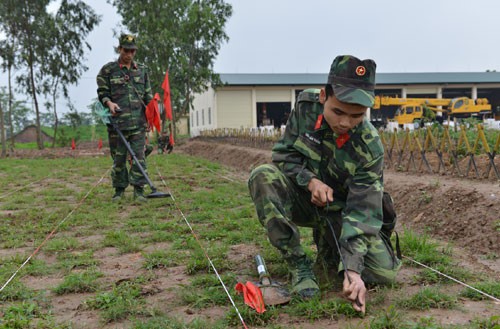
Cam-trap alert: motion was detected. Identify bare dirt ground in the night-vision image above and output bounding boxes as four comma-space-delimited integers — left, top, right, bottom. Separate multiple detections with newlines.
2, 138, 500, 328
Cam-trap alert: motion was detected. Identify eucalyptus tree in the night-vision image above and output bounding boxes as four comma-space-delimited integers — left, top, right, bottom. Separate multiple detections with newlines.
108, 0, 232, 118
0, 0, 99, 149
43, 0, 100, 147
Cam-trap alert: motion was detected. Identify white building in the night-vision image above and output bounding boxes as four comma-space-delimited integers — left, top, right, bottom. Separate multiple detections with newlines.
190, 72, 500, 136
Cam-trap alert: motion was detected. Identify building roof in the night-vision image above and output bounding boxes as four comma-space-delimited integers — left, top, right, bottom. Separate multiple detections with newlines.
219, 72, 500, 86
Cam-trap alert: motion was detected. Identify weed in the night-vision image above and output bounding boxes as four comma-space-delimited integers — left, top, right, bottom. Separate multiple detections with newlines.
142, 249, 183, 270
85, 279, 146, 323
459, 281, 500, 301
0, 301, 40, 328
366, 305, 403, 329
397, 287, 457, 310
53, 269, 103, 294
285, 296, 359, 320
44, 237, 80, 253
419, 190, 433, 203
400, 228, 452, 267
102, 230, 141, 254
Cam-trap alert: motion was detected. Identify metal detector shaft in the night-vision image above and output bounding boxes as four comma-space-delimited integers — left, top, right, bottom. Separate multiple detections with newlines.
111, 122, 158, 193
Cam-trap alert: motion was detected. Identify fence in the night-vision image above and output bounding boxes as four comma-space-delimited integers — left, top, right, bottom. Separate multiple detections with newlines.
198, 124, 500, 181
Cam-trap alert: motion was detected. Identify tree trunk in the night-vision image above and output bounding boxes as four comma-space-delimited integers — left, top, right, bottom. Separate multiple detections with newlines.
28, 51, 43, 150
8, 65, 15, 152
51, 79, 59, 148
0, 101, 6, 158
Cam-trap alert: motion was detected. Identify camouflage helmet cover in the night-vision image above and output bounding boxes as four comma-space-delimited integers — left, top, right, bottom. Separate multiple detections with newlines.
119, 34, 137, 50
327, 55, 376, 107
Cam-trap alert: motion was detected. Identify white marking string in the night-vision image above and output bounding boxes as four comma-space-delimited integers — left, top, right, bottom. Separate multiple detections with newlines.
0, 173, 53, 200
153, 157, 249, 329
0, 169, 110, 293
402, 255, 500, 303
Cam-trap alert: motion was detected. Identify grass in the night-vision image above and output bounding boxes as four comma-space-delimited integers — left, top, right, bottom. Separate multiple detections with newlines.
0, 152, 498, 328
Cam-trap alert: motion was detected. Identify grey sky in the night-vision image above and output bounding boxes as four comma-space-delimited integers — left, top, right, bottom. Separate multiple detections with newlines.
6, 0, 500, 113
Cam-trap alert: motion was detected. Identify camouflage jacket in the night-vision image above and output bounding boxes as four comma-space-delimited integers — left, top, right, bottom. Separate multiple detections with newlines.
272, 88, 384, 272
96, 60, 153, 131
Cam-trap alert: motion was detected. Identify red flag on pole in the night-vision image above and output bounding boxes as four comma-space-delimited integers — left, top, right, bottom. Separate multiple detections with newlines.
161, 70, 175, 146
98, 138, 103, 150
161, 71, 173, 121
145, 93, 162, 133
71, 138, 76, 150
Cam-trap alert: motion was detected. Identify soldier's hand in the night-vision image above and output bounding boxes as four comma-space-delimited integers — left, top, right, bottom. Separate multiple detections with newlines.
307, 178, 333, 207
107, 101, 121, 115
342, 270, 366, 314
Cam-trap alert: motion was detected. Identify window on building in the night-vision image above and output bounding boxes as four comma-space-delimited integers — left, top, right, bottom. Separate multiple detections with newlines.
196, 111, 199, 126
208, 107, 211, 124
202, 109, 205, 125
191, 112, 194, 127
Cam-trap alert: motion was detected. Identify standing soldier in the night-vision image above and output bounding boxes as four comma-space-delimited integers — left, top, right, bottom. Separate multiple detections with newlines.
248, 55, 401, 313
96, 34, 153, 202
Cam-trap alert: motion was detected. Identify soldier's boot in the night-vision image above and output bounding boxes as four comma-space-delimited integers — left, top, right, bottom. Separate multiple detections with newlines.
285, 254, 320, 299
112, 188, 125, 202
133, 186, 147, 203
145, 144, 153, 158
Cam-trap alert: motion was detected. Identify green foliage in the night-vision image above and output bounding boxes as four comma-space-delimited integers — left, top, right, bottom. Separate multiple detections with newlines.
85, 279, 147, 323
397, 287, 457, 310
285, 297, 359, 320
400, 228, 453, 267
459, 281, 500, 301
53, 269, 103, 294
110, 0, 232, 114
0, 301, 40, 329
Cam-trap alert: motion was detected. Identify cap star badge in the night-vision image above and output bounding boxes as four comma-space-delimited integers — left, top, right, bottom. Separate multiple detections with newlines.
355, 66, 366, 76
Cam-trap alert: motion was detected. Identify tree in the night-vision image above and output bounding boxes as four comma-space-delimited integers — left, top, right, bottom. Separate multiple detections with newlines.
0, 0, 100, 150
108, 0, 232, 118
42, 0, 100, 147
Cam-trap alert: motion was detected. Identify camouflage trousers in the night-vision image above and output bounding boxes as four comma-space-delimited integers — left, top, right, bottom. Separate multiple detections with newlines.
108, 128, 148, 189
248, 164, 401, 285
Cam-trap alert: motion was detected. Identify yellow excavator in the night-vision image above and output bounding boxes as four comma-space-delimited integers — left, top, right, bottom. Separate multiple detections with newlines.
372, 96, 492, 125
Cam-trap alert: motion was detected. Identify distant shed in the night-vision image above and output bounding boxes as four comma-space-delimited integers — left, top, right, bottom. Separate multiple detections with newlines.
13, 125, 54, 143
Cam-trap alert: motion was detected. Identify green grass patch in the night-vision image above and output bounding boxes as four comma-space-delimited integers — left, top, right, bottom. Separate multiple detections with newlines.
53, 269, 103, 294
397, 287, 457, 310
459, 280, 500, 301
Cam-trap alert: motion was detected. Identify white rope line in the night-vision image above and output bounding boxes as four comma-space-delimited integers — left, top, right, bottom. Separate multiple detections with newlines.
402, 255, 500, 303
0, 174, 53, 200
153, 157, 249, 329
0, 169, 110, 293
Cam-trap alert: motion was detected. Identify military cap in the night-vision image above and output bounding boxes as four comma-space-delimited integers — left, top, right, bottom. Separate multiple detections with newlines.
119, 34, 137, 50
327, 55, 376, 107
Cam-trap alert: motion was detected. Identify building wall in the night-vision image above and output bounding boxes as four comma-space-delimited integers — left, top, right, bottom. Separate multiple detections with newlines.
216, 89, 253, 129
191, 87, 216, 136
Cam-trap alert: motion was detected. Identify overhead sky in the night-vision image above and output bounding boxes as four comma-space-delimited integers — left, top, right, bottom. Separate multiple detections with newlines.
5, 0, 500, 114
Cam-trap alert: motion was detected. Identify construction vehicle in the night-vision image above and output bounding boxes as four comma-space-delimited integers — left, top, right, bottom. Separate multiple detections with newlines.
372, 96, 492, 125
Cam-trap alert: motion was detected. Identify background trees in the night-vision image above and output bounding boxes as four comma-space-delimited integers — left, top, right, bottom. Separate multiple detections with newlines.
109, 0, 232, 115
0, 0, 100, 151
0, 0, 232, 155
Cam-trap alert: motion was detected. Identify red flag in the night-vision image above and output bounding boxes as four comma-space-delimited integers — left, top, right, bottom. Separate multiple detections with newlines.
161, 70, 175, 146
145, 93, 161, 133
71, 138, 76, 150
97, 138, 103, 150
235, 281, 266, 313
161, 71, 173, 121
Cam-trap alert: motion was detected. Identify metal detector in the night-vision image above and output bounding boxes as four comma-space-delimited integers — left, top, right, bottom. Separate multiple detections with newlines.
110, 117, 170, 199
93, 101, 170, 199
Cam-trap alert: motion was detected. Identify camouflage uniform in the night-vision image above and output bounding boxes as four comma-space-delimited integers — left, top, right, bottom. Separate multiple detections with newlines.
96, 35, 153, 193
248, 56, 401, 288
